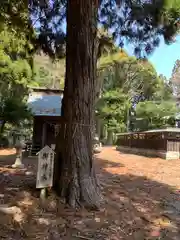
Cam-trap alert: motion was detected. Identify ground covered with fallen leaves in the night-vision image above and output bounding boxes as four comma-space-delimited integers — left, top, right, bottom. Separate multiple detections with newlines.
0, 147, 180, 240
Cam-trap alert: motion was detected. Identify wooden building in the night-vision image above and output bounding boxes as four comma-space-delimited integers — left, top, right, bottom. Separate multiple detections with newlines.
116, 128, 180, 160
28, 87, 63, 154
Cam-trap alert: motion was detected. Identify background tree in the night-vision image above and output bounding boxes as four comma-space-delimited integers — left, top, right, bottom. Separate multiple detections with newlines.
154, 75, 173, 100
33, 53, 65, 89
0, 27, 33, 139
171, 59, 180, 96
135, 100, 178, 131
96, 88, 128, 144
98, 54, 158, 100
97, 54, 177, 133
0, 96, 31, 135
134, 78, 177, 131
97, 53, 159, 131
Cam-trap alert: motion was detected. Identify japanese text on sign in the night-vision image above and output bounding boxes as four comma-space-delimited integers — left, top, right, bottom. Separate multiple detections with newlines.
36, 146, 55, 189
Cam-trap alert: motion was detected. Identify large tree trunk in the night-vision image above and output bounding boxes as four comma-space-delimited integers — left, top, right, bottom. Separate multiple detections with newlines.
54, 0, 102, 209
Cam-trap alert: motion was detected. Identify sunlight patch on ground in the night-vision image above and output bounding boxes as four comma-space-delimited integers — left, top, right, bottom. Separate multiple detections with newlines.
0, 149, 16, 156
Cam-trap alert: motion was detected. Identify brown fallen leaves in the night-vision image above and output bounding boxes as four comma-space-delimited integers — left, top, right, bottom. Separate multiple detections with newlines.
0, 147, 179, 239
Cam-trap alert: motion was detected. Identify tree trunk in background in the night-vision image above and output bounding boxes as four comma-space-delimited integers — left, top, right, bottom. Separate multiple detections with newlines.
0, 121, 6, 135
106, 130, 113, 145
54, 0, 102, 209
95, 117, 101, 139
126, 108, 130, 132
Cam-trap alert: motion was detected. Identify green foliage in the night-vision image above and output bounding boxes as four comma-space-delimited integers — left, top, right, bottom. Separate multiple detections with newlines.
0, 1, 30, 33
171, 59, 180, 95
97, 53, 159, 131
98, 50, 130, 69
96, 89, 128, 132
134, 79, 177, 131
0, 87, 32, 135
33, 53, 65, 89
0, 97, 31, 124
1, 0, 179, 59
97, 28, 119, 58
98, 54, 158, 102
1, 0, 179, 92
0, 27, 33, 134
154, 75, 173, 101
97, 52, 177, 132
100, 0, 180, 56
0, 27, 33, 85
135, 100, 178, 130
1, 0, 180, 135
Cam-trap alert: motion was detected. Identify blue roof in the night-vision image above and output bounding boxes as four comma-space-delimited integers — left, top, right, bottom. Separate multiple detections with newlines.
27, 93, 62, 116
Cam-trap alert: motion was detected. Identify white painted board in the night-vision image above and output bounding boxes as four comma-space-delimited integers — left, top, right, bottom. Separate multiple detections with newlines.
36, 145, 55, 189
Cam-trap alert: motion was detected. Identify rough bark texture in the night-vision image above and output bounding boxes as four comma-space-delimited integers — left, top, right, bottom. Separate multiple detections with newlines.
54, 0, 102, 209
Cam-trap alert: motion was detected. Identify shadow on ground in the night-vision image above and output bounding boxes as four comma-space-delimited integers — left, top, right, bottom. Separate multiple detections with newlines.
96, 157, 180, 239
0, 153, 16, 166
0, 151, 179, 240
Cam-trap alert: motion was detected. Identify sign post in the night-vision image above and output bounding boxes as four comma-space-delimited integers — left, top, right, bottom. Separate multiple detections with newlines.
36, 145, 55, 201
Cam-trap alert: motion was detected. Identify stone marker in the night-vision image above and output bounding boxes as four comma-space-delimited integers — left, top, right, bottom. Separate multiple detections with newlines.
12, 137, 25, 169
93, 134, 102, 153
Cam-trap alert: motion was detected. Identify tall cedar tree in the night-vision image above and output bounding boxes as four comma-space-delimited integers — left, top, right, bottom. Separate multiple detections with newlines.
171, 60, 180, 95
1, 0, 179, 208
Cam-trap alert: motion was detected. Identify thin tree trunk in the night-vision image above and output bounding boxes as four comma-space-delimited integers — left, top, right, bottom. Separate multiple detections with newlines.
54, 0, 102, 209
126, 107, 130, 132
106, 130, 113, 145
0, 120, 6, 135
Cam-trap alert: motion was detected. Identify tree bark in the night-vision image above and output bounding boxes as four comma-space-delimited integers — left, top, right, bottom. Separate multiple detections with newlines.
54, 0, 102, 209
0, 120, 6, 135
106, 130, 113, 145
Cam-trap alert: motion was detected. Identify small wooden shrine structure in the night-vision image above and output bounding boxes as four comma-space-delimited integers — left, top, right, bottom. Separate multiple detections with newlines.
116, 128, 180, 160
28, 87, 63, 154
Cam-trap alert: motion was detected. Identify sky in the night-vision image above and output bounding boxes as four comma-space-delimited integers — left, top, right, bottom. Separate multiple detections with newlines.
148, 36, 180, 79
62, 21, 180, 80
126, 36, 180, 80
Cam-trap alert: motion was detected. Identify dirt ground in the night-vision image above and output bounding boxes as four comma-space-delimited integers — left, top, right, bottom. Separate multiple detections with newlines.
0, 147, 180, 240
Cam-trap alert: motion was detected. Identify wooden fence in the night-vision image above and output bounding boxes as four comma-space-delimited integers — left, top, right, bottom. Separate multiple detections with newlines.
116, 129, 180, 159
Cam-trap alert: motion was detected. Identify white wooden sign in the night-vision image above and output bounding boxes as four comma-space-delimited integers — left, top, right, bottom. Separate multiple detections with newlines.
36, 145, 55, 189
51, 144, 56, 150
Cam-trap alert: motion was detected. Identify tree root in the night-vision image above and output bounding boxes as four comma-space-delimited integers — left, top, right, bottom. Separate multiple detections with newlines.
72, 234, 93, 240
0, 205, 24, 223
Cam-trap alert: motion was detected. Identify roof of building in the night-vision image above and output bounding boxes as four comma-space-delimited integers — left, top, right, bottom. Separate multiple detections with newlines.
144, 128, 180, 133
28, 86, 64, 94
116, 127, 180, 135
27, 87, 63, 116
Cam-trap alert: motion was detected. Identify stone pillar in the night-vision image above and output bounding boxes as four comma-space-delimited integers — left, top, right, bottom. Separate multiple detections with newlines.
96, 118, 101, 139
100, 124, 107, 144
12, 145, 24, 169
93, 134, 102, 154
